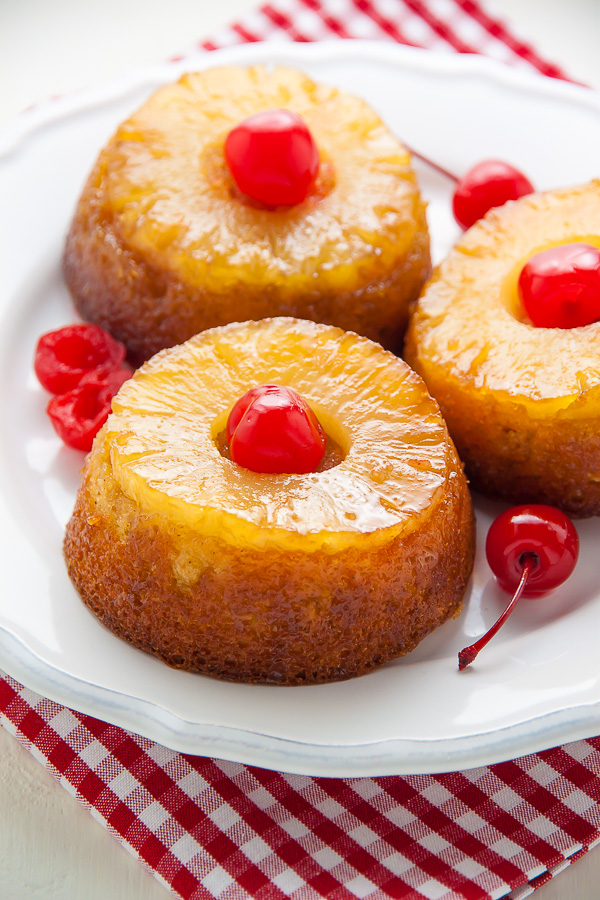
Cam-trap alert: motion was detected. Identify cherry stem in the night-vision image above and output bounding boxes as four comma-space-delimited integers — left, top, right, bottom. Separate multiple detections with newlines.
403, 143, 459, 184
458, 554, 538, 670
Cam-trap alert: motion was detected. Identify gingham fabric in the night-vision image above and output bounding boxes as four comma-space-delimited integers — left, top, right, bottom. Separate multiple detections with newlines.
1, 2, 596, 899
200, 0, 570, 79
2, 675, 600, 900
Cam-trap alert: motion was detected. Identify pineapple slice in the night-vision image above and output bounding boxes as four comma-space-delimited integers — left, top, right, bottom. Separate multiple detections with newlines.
63, 65, 430, 364
405, 180, 600, 517
64, 318, 474, 684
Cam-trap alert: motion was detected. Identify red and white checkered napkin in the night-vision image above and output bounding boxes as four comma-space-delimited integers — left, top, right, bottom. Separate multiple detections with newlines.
2, 675, 600, 900
200, 0, 569, 79
1, 2, 594, 899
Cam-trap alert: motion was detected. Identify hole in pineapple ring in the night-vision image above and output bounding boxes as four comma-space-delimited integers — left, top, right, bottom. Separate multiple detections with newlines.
501, 234, 600, 324
211, 397, 349, 474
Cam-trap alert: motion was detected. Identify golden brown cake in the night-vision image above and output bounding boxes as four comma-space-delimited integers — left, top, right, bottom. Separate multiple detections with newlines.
63, 65, 430, 365
64, 318, 474, 684
404, 180, 600, 517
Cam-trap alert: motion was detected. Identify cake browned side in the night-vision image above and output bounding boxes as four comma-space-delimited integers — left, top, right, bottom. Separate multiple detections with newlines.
64, 447, 473, 684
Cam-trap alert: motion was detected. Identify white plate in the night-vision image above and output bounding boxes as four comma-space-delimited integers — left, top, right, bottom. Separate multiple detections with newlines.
1, 41, 599, 777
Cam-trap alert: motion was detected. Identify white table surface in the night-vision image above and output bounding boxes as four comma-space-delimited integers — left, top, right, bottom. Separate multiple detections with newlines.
1, 1, 599, 898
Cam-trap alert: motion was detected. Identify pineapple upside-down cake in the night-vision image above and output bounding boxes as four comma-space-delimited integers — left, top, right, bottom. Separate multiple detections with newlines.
64, 318, 475, 684
63, 65, 431, 365
405, 180, 600, 517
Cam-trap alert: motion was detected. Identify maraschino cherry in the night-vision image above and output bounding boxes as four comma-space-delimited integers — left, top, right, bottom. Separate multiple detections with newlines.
34, 323, 126, 394
46, 367, 132, 452
224, 109, 319, 207
518, 242, 600, 328
226, 384, 326, 474
458, 505, 579, 670
452, 160, 534, 230
406, 146, 533, 230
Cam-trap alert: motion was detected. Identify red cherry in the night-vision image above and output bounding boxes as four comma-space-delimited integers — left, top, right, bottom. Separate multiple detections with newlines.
224, 109, 319, 207
486, 505, 579, 596
227, 384, 326, 474
34, 323, 126, 394
459, 505, 579, 669
518, 243, 600, 328
46, 367, 131, 452
226, 384, 265, 444
452, 160, 534, 230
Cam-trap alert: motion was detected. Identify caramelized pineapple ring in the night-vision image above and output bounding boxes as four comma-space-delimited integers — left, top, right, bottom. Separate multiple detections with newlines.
405, 180, 600, 516
63, 65, 430, 363
108, 320, 453, 545
65, 318, 474, 684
